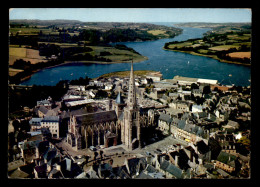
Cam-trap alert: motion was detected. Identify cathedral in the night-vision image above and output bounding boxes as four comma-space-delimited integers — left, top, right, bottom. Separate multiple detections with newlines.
66, 61, 144, 151
116, 61, 141, 150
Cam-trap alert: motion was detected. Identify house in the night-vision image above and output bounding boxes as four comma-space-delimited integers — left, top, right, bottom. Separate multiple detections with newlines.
48, 158, 83, 179
29, 118, 42, 131
169, 92, 179, 100
112, 165, 131, 179
136, 164, 164, 179
222, 120, 240, 130
158, 112, 172, 135
192, 105, 205, 113
37, 106, 49, 118
215, 151, 238, 174
197, 78, 218, 85
178, 90, 191, 100
169, 100, 190, 112
34, 163, 47, 178
104, 83, 113, 90
9, 167, 31, 178
124, 157, 147, 177
215, 109, 229, 122
192, 89, 203, 97
89, 90, 98, 98
41, 116, 60, 138
18, 139, 42, 164
37, 99, 52, 109
173, 75, 198, 86
97, 163, 113, 179
146, 72, 163, 82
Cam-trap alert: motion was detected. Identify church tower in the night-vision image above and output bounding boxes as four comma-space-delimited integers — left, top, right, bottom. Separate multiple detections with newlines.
122, 61, 141, 150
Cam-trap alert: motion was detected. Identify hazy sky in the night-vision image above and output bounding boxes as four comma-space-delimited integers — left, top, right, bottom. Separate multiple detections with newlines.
9, 8, 251, 23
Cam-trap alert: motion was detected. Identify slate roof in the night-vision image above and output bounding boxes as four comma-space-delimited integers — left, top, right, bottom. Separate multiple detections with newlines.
29, 118, 42, 125
160, 160, 170, 171
19, 140, 41, 150
136, 171, 154, 179
75, 110, 117, 125
112, 165, 131, 179
160, 160, 183, 179
38, 106, 49, 114
42, 116, 59, 122
9, 168, 30, 178
43, 147, 57, 162
217, 151, 237, 168
37, 100, 51, 106
177, 120, 186, 129
116, 91, 124, 104
159, 113, 172, 123
126, 157, 146, 176
165, 162, 183, 179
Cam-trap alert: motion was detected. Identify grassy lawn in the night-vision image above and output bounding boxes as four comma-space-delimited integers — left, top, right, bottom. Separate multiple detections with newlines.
167, 42, 193, 49
86, 46, 147, 62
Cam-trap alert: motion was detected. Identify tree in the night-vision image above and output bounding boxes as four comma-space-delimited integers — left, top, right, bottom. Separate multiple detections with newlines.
100, 150, 104, 161
191, 83, 199, 90
203, 85, 211, 95
94, 151, 98, 161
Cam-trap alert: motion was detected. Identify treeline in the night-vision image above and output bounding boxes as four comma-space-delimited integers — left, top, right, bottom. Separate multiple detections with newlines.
9, 80, 69, 114
10, 27, 181, 46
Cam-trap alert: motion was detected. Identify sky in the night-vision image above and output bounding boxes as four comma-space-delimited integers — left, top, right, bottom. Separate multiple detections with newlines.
9, 8, 251, 23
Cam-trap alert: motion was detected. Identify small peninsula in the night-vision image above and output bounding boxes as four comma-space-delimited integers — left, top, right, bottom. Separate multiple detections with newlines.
164, 22, 251, 66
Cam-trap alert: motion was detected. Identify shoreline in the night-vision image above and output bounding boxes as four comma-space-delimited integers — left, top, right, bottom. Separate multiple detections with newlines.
17, 57, 149, 84
163, 47, 251, 67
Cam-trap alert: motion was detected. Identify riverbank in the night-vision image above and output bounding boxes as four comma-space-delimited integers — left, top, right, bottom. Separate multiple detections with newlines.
163, 47, 251, 67
94, 70, 157, 79
16, 57, 149, 84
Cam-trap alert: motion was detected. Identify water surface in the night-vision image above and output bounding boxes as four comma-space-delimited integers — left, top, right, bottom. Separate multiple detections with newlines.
21, 23, 251, 86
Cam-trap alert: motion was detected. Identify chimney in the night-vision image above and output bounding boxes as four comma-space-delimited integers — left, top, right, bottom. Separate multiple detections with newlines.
56, 164, 61, 171
175, 155, 179, 167
193, 156, 196, 164
65, 158, 71, 171
198, 158, 203, 165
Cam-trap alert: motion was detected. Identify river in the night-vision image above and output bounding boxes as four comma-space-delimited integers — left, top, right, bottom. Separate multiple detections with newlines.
20, 22, 251, 86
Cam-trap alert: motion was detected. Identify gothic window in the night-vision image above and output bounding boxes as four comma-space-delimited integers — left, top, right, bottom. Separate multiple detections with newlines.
132, 112, 136, 119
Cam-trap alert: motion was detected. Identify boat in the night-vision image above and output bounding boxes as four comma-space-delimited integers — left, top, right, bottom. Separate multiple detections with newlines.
229, 74, 232, 77
187, 61, 190, 64
71, 73, 73, 76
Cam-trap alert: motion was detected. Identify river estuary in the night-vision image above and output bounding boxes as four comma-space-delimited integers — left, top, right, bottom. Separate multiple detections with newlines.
20, 22, 251, 86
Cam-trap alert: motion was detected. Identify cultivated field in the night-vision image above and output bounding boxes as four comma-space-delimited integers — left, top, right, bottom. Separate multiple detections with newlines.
9, 47, 47, 65
9, 68, 24, 76
209, 45, 240, 51
228, 52, 251, 59
147, 29, 167, 36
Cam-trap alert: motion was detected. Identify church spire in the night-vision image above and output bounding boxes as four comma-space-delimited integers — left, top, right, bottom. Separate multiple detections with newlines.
127, 60, 137, 109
